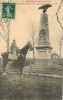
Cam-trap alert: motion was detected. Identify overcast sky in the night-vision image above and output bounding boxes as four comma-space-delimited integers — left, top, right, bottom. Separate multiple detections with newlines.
0, 0, 63, 57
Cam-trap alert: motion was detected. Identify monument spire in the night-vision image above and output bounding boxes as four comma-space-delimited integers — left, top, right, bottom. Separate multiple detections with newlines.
35, 4, 52, 59
38, 4, 52, 45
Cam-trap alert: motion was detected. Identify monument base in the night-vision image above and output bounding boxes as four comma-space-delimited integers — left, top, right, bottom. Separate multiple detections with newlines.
35, 42, 52, 59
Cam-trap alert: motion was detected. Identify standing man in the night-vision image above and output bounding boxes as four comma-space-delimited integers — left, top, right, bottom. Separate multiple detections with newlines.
8, 40, 18, 60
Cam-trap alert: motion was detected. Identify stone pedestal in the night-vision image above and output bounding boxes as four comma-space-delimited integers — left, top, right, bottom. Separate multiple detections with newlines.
35, 10, 52, 59
36, 43, 52, 59
36, 48, 52, 59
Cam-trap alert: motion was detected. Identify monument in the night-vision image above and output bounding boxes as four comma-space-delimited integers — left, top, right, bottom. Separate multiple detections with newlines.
36, 4, 52, 59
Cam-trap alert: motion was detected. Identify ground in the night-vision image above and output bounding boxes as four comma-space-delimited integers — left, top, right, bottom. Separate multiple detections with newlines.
0, 72, 62, 100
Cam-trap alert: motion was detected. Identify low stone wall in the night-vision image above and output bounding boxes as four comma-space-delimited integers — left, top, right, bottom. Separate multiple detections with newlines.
31, 59, 63, 74
24, 59, 63, 74
35, 59, 63, 68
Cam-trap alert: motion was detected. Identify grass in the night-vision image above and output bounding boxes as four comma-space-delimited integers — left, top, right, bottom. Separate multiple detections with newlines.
0, 72, 62, 100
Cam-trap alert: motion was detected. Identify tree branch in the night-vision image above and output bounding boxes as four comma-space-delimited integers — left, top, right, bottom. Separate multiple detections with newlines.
0, 22, 8, 34
0, 32, 7, 43
56, 0, 63, 30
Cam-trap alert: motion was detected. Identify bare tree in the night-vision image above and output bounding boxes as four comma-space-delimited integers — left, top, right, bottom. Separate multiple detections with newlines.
57, 33, 63, 58
56, 0, 63, 58
0, 2, 11, 51
0, 18, 10, 51
28, 20, 38, 60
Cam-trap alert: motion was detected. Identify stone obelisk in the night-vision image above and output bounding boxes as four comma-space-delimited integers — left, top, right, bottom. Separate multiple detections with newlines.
36, 4, 52, 59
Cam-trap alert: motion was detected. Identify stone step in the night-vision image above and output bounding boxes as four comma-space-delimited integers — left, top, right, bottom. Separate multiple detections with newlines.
23, 65, 63, 74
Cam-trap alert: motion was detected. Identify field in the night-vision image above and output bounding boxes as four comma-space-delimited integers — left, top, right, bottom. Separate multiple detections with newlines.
0, 72, 62, 100
0, 58, 62, 100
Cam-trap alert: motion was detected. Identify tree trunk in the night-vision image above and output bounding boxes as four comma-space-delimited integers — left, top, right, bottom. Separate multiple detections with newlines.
7, 19, 10, 51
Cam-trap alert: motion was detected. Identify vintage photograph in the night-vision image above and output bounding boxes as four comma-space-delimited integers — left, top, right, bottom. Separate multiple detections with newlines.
0, 0, 63, 100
